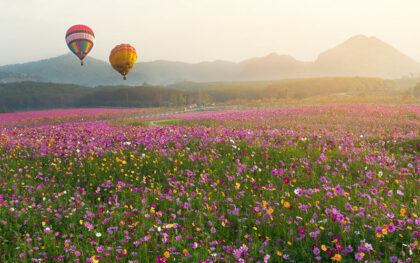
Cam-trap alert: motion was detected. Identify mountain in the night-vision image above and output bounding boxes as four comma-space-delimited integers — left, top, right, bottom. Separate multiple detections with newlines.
0, 54, 141, 86
238, 53, 310, 80
313, 35, 420, 78
1, 35, 419, 86
0, 71, 44, 83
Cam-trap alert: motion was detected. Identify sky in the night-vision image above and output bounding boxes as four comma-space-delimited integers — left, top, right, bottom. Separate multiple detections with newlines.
0, 0, 419, 66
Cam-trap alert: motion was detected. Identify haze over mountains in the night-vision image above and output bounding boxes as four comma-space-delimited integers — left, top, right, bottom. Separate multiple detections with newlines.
1, 35, 419, 86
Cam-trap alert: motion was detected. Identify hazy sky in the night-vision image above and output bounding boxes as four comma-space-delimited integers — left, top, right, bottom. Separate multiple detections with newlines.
0, 0, 419, 66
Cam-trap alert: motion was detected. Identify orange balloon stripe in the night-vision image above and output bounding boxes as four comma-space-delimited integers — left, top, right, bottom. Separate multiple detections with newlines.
110, 45, 136, 60
109, 50, 137, 62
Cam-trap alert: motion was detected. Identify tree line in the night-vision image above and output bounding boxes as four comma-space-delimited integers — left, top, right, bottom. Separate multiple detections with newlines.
0, 78, 417, 113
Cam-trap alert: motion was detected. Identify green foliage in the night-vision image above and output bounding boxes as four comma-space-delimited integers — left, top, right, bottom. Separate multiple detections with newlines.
413, 82, 420, 97
0, 82, 200, 111
111, 118, 150, 127
0, 77, 415, 112
171, 77, 399, 102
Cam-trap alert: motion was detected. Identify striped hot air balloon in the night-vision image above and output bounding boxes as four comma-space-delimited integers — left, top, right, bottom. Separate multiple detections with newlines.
65, 25, 95, 66
109, 44, 137, 80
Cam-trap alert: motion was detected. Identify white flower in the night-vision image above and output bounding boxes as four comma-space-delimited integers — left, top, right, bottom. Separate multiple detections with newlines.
157, 226, 162, 232
294, 188, 302, 195
95, 232, 102, 237
124, 141, 131, 146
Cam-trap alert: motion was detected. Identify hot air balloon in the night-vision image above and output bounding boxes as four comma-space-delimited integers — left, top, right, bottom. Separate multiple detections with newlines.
65, 25, 95, 66
109, 44, 137, 80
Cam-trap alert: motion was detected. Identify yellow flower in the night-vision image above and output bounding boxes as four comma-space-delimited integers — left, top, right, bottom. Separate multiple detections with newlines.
331, 253, 342, 261
321, 245, 327, 251
268, 207, 274, 214
164, 251, 170, 258
382, 228, 388, 235
91, 256, 100, 263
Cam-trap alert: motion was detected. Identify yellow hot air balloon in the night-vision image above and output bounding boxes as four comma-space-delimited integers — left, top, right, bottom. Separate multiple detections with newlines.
109, 44, 137, 80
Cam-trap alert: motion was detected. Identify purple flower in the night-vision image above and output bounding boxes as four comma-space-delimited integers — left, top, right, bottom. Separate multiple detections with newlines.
387, 224, 396, 232
390, 256, 398, 263
345, 245, 354, 253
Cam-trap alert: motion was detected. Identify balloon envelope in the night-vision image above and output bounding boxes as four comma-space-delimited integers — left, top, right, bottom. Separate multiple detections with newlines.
65, 25, 95, 65
109, 44, 137, 79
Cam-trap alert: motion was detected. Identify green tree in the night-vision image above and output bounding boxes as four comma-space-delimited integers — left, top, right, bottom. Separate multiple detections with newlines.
413, 82, 420, 98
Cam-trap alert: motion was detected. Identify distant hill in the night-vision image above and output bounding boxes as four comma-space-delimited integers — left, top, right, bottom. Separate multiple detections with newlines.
238, 53, 310, 80
0, 71, 44, 83
313, 35, 420, 78
1, 35, 419, 86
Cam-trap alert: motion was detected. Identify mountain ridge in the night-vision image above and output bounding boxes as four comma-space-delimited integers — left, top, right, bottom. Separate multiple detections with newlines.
1, 35, 419, 86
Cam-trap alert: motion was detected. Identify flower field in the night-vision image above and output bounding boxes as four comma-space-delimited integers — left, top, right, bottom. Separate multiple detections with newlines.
0, 108, 156, 129
0, 105, 419, 262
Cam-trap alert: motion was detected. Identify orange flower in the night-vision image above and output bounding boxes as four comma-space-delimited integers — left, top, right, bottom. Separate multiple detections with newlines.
164, 251, 170, 258
284, 202, 290, 208
331, 253, 342, 261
